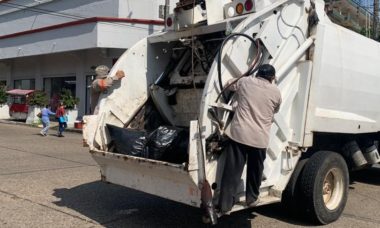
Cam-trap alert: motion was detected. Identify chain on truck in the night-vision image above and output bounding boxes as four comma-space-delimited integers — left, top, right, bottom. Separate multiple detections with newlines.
82, 0, 380, 225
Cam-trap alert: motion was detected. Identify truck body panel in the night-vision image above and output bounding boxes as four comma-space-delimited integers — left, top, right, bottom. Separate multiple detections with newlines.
83, 0, 380, 221
307, 23, 380, 134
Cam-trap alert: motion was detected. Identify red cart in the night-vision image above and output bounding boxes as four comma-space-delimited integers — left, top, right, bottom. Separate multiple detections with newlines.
6, 89, 35, 120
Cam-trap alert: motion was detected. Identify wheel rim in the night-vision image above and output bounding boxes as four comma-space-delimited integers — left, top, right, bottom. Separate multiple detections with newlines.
322, 168, 344, 211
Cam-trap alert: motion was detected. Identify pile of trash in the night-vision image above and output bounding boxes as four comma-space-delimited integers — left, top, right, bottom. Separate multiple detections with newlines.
107, 124, 188, 164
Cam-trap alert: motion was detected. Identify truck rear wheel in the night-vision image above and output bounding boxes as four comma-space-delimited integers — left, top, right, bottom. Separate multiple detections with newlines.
299, 151, 349, 224
281, 158, 308, 216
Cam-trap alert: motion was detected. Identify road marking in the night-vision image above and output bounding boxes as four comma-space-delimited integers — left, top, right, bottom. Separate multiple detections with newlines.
0, 165, 95, 176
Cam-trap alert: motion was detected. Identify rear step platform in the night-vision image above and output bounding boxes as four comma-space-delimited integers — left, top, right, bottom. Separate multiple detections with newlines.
90, 149, 202, 207
231, 195, 281, 213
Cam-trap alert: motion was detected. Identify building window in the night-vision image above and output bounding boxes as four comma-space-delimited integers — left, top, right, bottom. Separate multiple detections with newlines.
14, 79, 35, 90
43, 76, 76, 111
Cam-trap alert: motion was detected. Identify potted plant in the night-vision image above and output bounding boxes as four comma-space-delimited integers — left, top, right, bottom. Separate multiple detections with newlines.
0, 86, 10, 119
60, 88, 80, 128
26, 90, 48, 125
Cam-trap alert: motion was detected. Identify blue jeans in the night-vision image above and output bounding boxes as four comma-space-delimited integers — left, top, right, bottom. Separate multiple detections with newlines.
58, 121, 67, 135
42, 120, 50, 134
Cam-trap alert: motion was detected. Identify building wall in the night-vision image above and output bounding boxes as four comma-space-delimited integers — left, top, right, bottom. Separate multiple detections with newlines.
0, 0, 118, 36
0, 62, 11, 86
4, 48, 125, 116
0, 0, 178, 118
0, 0, 175, 36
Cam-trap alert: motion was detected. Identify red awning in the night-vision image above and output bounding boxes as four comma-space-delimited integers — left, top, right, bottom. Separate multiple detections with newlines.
6, 89, 35, 96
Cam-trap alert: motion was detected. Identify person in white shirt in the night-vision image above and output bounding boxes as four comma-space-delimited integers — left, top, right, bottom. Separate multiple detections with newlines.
218, 64, 282, 213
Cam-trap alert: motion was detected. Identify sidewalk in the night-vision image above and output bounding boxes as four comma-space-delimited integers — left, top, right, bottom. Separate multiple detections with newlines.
0, 119, 82, 134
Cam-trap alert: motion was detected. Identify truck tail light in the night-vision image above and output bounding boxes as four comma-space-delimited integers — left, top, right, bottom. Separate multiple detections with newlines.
245, 0, 253, 11
227, 6, 235, 17
236, 3, 244, 15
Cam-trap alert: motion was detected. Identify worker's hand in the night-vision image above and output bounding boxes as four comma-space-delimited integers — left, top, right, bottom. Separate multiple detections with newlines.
115, 70, 125, 79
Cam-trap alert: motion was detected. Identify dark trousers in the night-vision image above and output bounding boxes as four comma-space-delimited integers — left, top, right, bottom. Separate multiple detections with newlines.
218, 139, 266, 213
58, 121, 67, 135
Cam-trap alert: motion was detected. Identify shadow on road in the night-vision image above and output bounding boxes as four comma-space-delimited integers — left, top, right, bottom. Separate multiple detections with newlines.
52, 167, 380, 227
252, 203, 314, 227
351, 166, 380, 186
53, 181, 257, 227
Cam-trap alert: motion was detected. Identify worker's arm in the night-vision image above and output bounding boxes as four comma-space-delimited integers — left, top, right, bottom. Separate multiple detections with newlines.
274, 93, 282, 114
48, 110, 55, 115
225, 78, 242, 92
92, 70, 125, 92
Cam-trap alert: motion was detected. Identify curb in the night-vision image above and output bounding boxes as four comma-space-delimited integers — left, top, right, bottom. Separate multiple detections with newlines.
0, 119, 82, 134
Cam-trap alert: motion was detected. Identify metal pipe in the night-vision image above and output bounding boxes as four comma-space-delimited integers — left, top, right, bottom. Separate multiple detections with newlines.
164, 0, 170, 20
276, 36, 315, 83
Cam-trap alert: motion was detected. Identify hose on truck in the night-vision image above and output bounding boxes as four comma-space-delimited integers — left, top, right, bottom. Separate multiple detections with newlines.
208, 33, 264, 133
216, 33, 263, 103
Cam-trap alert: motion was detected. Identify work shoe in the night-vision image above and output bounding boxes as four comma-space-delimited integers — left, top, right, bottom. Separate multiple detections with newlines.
214, 206, 231, 216
246, 198, 261, 207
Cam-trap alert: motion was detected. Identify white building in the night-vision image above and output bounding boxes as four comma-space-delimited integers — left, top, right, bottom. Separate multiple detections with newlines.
0, 0, 172, 116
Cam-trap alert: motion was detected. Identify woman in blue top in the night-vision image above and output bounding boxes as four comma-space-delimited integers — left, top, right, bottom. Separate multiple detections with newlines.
40, 105, 55, 136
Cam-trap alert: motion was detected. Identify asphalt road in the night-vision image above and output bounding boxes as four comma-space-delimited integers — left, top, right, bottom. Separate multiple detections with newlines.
0, 123, 379, 228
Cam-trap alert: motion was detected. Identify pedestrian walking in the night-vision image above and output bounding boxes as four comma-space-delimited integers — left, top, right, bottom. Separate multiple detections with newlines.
56, 102, 67, 137
39, 105, 55, 136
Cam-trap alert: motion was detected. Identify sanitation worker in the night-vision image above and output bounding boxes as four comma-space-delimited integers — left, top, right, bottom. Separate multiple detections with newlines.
217, 64, 282, 213
90, 65, 125, 114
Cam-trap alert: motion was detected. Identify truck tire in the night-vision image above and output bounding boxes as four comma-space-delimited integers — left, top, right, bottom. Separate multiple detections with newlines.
281, 158, 308, 216
300, 151, 349, 224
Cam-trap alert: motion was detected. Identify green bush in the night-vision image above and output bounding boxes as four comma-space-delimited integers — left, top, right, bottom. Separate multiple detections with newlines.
28, 91, 48, 107
0, 86, 7, 105
60, 89, 79, 110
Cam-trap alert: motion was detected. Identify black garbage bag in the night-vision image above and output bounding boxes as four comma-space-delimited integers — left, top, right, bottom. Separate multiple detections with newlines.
160, 128, 189, 163
146, 126, 189, 164
107, 124, 188, 164
145, 126, 178, 160
106, 124, 148, 157
131, 135, 149, 157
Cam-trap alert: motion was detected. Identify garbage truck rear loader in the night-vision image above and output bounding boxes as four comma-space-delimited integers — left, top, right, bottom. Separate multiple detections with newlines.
83, 0, 380, 225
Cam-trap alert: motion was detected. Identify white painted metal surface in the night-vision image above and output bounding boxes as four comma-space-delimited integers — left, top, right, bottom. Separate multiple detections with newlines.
91, 149, 201, 207
306, 22, 380, 134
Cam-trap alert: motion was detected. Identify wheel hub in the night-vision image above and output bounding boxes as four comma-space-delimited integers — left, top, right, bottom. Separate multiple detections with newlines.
322, 168, 344, 211
323, 173, 333, 202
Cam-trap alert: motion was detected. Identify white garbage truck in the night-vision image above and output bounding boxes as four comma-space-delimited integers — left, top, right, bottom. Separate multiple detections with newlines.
83, 0, 380, 225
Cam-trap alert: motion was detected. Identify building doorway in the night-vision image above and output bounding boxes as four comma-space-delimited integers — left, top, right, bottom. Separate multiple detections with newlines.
43, 76, 76, 111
